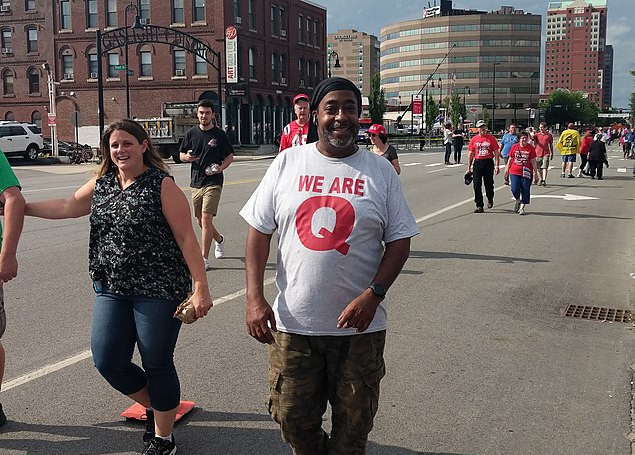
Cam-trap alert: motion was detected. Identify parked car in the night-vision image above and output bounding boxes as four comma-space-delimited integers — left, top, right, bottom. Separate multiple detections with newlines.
0, 122, 43, 161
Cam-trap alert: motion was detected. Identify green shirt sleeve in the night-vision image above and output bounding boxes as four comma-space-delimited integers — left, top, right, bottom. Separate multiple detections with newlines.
0, 150, 22, 249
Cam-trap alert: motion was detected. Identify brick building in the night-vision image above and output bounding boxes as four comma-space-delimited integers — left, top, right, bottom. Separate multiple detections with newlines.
545, 0, 610, 108
0, 0, 326, 145
327, 29, 379, 98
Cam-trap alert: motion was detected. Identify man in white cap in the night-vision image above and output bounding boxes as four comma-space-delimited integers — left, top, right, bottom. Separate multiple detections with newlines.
279, 93, 310, 153
466, 120, 500, 213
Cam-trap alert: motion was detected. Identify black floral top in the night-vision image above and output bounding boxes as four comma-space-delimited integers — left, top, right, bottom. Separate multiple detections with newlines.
89, 167, 191, 302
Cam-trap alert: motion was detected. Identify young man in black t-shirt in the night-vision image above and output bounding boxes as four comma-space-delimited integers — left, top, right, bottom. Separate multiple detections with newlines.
179, 100, 234, 269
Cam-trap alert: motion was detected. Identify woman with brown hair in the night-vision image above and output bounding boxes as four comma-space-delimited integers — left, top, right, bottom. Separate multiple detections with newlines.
24, 119, 212, 455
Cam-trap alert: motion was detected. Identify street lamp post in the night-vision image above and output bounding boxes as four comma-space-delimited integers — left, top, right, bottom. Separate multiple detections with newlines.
527, 72, 538, 129
42, 62, 58, 158
327, 50, 341, 78
124, 1, 143, 119
463, 85, 470, 122
492, 62, 500, 132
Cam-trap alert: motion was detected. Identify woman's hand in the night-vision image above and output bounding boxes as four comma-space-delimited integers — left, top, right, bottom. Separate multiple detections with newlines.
191, 287, 213, 319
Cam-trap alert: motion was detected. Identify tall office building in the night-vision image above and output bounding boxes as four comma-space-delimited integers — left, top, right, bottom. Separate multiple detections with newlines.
380, 1, 541, 131
327, 29, 380, 97
545, 0, 609, 108
603, 44, 613, 108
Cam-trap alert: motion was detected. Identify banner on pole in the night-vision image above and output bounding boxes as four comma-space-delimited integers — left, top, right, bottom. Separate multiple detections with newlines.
225, 26, 238, 84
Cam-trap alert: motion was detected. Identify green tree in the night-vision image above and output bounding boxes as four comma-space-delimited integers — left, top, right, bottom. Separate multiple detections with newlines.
543, 89, 598, 126
425, 98, 439, 132
368, 72, 386, 124
449, 93, 462, 127
482, 107, 490, 127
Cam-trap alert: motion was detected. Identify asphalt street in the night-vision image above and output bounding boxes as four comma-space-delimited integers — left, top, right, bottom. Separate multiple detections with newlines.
2, 143, 635, 455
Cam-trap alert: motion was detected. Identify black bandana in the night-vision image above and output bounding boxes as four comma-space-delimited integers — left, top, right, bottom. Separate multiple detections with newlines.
307, 77, 362, 144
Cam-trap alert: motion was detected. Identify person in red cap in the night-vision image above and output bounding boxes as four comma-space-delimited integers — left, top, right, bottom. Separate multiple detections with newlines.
368, 123, 401, 174
279, 93, 310, 153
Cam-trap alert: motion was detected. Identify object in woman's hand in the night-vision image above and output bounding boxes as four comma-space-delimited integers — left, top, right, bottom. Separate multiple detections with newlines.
174, 294, 197, 324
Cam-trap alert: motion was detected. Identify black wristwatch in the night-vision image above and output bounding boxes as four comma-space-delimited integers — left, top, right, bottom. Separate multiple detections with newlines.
368, 283, 387, 301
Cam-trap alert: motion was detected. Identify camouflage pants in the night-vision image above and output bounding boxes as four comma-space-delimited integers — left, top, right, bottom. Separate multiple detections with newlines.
267, 330, 386, 455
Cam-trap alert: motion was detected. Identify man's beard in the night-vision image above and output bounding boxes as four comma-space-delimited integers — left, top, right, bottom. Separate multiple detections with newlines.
321, 122, 359, 148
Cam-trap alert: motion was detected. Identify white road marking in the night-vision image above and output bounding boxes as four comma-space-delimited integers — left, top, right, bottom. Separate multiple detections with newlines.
529, 194, 598, 201
425, 163, 443, 167
4, 277, 277, 391
415, 185, 508, 223
403, 163, 422, 167
618, 168, 627, 173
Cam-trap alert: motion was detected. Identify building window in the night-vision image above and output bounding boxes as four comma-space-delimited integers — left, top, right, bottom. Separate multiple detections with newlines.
195, 54, 206, 75
1, 29, 11, 52
2, 70, 13, 95
60, 0, 71, 29
193, 0, 204, 22
271, 52, 276, 81
62, 50, 74, 79
106, 0, 117, 27
306, 59, 311, 86
4, 111, 14, 120
248, 0, 255, 29
26, 0, 36, 11
237, 43, 243, 79
315, 60, 321, 83
140, 0, 150, 20
299, 57, 304, 84
279, 53, 286, 82
313, 20, 318, 47
233, 0, 241, 23
31, 110, 41, 128
28, 67, 39, 94
305, 17, 310, 44
248, 47, 255, 79
88, 47, 98, 77
270, 5, 277, 35
172, 0, 184, 23
298, 15, 303, 43
173, 49, 185, 75
107, 51, 119, 77
26, 26, 37, 53
140, 49, 152, 76
279, 8, 286, 37
87, 0, 98, 28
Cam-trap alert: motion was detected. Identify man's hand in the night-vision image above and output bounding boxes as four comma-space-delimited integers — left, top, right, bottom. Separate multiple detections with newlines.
0, 253, 17, 283
494, 166, 500, 175
246, 296, 277, 344
337, 289, 382, 333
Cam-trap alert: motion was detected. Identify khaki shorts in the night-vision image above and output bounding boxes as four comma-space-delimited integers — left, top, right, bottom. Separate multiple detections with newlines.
267, 330, 386, 454
191, 185, 222, 217
0, 286, 5, 338
536, 156, 550, 169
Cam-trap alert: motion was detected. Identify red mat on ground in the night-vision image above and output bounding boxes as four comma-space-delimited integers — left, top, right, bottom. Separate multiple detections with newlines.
121, 401, 195, 422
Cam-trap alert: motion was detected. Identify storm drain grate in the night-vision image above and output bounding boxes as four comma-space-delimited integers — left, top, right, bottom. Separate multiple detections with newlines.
564, 305, 633, 323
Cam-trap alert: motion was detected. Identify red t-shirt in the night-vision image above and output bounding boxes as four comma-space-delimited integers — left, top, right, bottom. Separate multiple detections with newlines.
279, 121, 309, 153
533, 132, 553, 157
579, 135, 593, 155
468, 134, 499, 159
508, 143, 536, 177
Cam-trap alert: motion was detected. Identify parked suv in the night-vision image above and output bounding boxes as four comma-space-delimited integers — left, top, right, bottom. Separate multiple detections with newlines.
0, 121, 43, 161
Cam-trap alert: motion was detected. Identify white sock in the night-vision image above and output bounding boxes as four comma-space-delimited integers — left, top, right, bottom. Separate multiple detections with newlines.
155, 433, 172, 442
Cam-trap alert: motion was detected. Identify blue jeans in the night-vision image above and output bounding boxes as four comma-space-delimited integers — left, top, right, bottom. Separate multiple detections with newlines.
91, 286, 182, 411
510, 174, 532, 204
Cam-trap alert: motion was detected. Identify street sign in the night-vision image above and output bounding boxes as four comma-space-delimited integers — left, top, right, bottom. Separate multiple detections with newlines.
126, 70, 134, 76
47, 114, 56, 126
114, 64, 127, 70
225, 26, 238, 84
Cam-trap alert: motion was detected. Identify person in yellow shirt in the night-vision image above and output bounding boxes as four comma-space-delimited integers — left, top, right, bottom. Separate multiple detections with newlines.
555, 122, 581, 178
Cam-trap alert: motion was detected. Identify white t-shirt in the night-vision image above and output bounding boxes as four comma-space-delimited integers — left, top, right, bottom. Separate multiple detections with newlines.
240, 143, 419, 336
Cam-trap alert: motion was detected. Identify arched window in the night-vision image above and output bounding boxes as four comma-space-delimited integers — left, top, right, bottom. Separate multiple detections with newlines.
26, 26, 38, 53
61, 48, 74, 80
248, 47, 255, 79
28, 67, 40, 94
2, 69, 13, 95
271, 52, 277, 82
87, 46, 98, 78
31, 111, 42, 128
4, 111, 14, 121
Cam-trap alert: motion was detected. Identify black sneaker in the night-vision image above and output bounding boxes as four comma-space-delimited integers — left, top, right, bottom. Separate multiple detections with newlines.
568, 174, 575, 178
487, 200, 493, 209
143, 409, 154, 448
142, 436, 177, 455
0, 403, 6, 427
474, 206, 484, 213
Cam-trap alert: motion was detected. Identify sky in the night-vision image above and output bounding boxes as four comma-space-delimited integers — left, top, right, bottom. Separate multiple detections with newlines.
316, 0, 634, 108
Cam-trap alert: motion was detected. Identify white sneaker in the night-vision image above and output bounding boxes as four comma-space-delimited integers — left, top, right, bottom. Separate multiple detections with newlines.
203, 258, 213, 270
518, 204, 526, 215
214, 235, 225, 259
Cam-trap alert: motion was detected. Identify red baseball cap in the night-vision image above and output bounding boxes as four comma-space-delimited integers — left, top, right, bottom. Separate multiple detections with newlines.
368, 124, 386, 135
293, 93, 310, 105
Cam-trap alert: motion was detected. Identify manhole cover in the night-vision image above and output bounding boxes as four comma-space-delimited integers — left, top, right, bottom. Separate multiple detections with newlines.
564, 305, 633, 323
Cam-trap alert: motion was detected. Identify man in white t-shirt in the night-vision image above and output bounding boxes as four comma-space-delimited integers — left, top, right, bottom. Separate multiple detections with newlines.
240, 77, 418, 454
